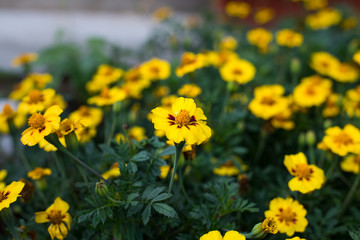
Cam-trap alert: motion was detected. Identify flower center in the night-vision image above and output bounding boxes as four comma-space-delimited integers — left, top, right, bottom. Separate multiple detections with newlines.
150, 66, 160, 74
79, 106, 91, 117
175, 110, 191, 127
233, 68, 243, 75
277, 207, 297, 225
100, 88, 111, 98
48, 210, 64, 225
0, 190, 10, 202
2, 104, 14, 117
182, 55, 196, 66
295, 163, 313, 180
305, 86, 316, 96
28, 113, 45, 129
261, 217, 277, 234
28, 90, 44, 103
261, 96, 276, 106
334, 132, 353, 146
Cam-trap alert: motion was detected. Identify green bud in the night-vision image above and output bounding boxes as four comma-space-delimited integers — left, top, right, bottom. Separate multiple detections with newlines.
226, 81, 238, 92
323, 119, 333, 129
95, 181, 109, 197
65, 131, 79, 153
306, 130, 316, 146
36, 178, 47, 190
113, 101, 122, 113
298, 133, 306, 147
290, 58, 301, 75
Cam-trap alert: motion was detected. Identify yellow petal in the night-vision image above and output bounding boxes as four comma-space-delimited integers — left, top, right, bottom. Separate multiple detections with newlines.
35, 211, 50, 223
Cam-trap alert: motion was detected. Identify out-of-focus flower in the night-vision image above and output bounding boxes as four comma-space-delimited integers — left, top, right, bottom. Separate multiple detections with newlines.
304, 0, 328, 10
286, 237, 306, 240
254, 8, 275, 24
69, 105, 103, 128
200, 230, 245, 240
220, 36, 238, 51
102, 163, 120, 180
86, 64, 123, 93
159, 165, 177, 180
310, 52, 340, 76
152, 6, 173, 22
18, 88, 56, 114
0, 104, 26, 134
177, 84, 202, 98
153, 86, 170, 98
12, 53, 38, 67
341, 154, 360, 174
0, 170, 7, 190
305, 8, 341, 30
329, 63, 359, 83
220, 59, 256, 85
88, 87, 127, 106
276, 29, 303, 48
247, 28, 273, 53
27, 167, 52, 180
225, 1, 251, 19
176, 52, 206, 77
353, 50, 360, 65
323, 93, 340, 118
140, 58, 171, 81
0, 181, 25, 211
342, 17, 357, 30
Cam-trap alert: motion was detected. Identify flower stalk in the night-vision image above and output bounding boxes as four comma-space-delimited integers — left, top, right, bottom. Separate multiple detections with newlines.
168, 141, 185, 194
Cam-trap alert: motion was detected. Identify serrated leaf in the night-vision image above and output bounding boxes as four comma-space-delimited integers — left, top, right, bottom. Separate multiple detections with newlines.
127, 162, 138, 174
106, 207, 113, 219
127, 193, 140, 201
131, 151, 150, 162
92, 210, 100, 227
151, 193, 172, 203
152, 203, 177, 218
99, 208, 107, 224
127, 203, 144, 217
350, 229, 360, 240
159, 146, 175, 157
146, 187, 166, 201
77, 209, 95, 224
142, 205, 152, 225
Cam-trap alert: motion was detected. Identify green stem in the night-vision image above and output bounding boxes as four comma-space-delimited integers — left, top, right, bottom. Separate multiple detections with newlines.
339, 173, 360, 216
1, 208, 20, 240
177, 166, 194, 206
309, 145, 316, 165
106, 108, 117, 146
254, 128, 267, 163
168, 142, 185, 194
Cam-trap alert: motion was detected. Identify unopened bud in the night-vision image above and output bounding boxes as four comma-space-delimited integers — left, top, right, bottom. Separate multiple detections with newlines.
306, 130, 316, 146
290, 58, 301, 75
298, 133, 306, 147
64, 131, 79, 153
248, 217, 278, 239
323, 119, 333, 129
113, 101, 122, 113
95, 181, 109, 197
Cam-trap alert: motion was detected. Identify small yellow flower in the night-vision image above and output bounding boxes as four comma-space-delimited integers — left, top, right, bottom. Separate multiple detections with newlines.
25, 73, 53, 89
318, 124, 360, 156
0, 170, 7, 190
329, 63, 359, 83
88, 87, 126, 106
220, 59, 256, 84
178, 84, 202, 98
140, 58, 171, 81
21, 105, 63, 146
247, 28, 273, 53
76, 126, 97, 143
18, 88, 56, 114
286, 237, 306, 240
27, 167, 52, 180
340, 154, 360, 174
152, 6, 173, 22
305, 8, 342, 30
261, 217, 278, 234
284, 152, 326, 194
353, 50, 360, 65
58, 118, 83, 136
35, 197, 72, 240
151, 97, 211, 145
200, 230, 245, 240
310, 52, 340, 76
220, 36, 238, 51
38, 139, 58, 152
159, 165, 177, 180
344, 86, 360, 118
128, 126, 147, 142
265, 197, 308, 236
271, 107, 295, 131
176, 52, 206, 77
304, 0, 327, 10
86, 64, 123, 93
276, 29, 303, 48
102, 163, 120, 180
213, 161, 240, 176
0, 181, 25, 211
0, 104, 26, 134
9, 80, 34, 100
12, 53, 38, 67
153, 86, 170, 98
225, 1, 251, 19
323, 93, 340, 118
69, 105, 103, 128
254, 8, 275, 24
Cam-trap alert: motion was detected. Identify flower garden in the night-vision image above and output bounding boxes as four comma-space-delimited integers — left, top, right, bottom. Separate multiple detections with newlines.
0, 0, 360, 239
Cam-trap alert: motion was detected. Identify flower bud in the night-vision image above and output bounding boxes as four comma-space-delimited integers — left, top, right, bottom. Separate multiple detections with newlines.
95, 181, 109, 197
290, 58, 301, 75
298, 133, 306, 147
306, 130, 316, 146
65, 131, 79, 153
113, 101, 122, 113
248, 217, 278, 239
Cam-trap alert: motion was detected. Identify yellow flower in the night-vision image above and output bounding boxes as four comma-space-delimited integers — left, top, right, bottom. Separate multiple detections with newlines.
151, 97, 211, 145
25, 73, 53, 89
354, 50, 360, 65
12, 53, 38, 67
0, 181, 25, 211
247, 28, 273, 53
9, 79, 34, 100
220, 59, 256, 84
323, 93, 340, 118
200, 230, 245, 240
161, 95, 179, 109
152, 6, 173, 22
88, 87, 126, 106
213, 161, 240, 176
86, 64, 123, 93
284, 152, 326, 194
265, 197, 308, 236
220, 36, 238, 51
293, 75, 332, 107
76, 126, 97, 143
310, 52, 340, 76
225, 1, 251, 19
129, 126, 147, 142
140, 58, 171, 81
176, 52, 206, 77
153, 86, 170, 98
271, 107, 295, 131
21, 105, 63, 146
276, 29, 303, 48
286, 237, 306, 240
340, 154, 360, 174
178, 84, 202, 98
58, 118, 83, 136
122, 68, 151, 98
18, 88, 56, 114
248, 84, 289, 120
318, 124, 360, 156
344, 86, 360, 118
261, 217, 278, 234
39, 139, 58, 152
0, 170, 7, 190
304, 0, 327, 10
35, 197, 72, 240
102, 163, 120, 180
254, 8, 275, 24
305, 8, 342, 30
0, 104, 26, 134
341, 17, 357, 30
69, 105, 103, 128
27, 167, 52, 180
329, 63, 359, 83
159, 165, 177, 180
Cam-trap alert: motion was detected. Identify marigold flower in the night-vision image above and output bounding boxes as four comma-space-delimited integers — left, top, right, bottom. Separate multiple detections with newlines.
341, 17, 357, 30
86, 65, 123, 93
21, 105, 63, 146
0, 104, 26, 134
159, 165, 177, 180
265, 197, 308, 236
39, 139, 58, 152
0, 170, 7, 190
213, 159, 247, 176
354, 50, 360, 65
284, 152, 326, 193
200, 230, 245, 240
318, 124, 360, 156
117, 126, 147, 142
276, 29, 303, 48
58, 118, 83, 136
286, 237, 306, 240
9, 80, 34, 100
18, 88, 56, 114
151, 97, 211, 145
220, 59, 256, 85
271, 107, 295, 131
88, 87, 126, 106
140, 58, 171, 81
35, 197, 72, 240
247, 28, 273, 53
102, 163, 121, 180
69, 105, 103, 128
225, 1, 251, 19
254, 8, 275, 24
340, 154, 360, 174
220, 36, 238, 51
152, 6, 173, 22
322, 93, 340, 118
304, 0, 327, 10
153, 86, 170, 98
26, 73, 53, 89
305, 8, 341, 30
176, 52, 206, 77
261, 217, 278, 234
12, 53, 38, 67
343, 86, 360, 118
27, 167, 52, 180
310, 52, 340, 76
0, 181, 25, 211
329, 63, 359, 83
76, 126, 97, 143
178, 84, 202, 98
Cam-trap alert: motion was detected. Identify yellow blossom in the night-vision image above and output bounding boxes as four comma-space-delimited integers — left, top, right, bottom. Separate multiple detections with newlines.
35, 197, 72, 240
12, 53, 38, 67
340, 154, 360, 174
343, 86, 360, 118
304, 0, 327, 10
102, 163, 120, 179
353, 50, 360, 65
0, 170, 7, 190
310, 52, 340, 76
9, 79, 34, 100
88, 87, 126, 106
151, 97, 211, 145
58, 118, 83, 136
177, 84, 202, 98
152, 6, 173, 22
213, 161, 240, 177
261, 217, 278, 234
38, 139, 58, 152
286, 237, 306, 240
341, 17, 357, 30
329, 63, 359, 83
0, 104, 26, 134
128, 126, 147, 142
25, 73, 53, 89
276, 29, 303, 48
69, 105, 103, 128
265, 197, 308, 236
254, 8, 275, 24
27, 167, 52, 180
18, 88, 56, 114
0, 181, 25, 211
140, 58, 171, 81
305, 8, 341, 30
153, 86, 170, 98
323, 93, 340, 118
76, 126, 97, 143
220, 59, 256, 84
176, 52, 206, 77
284, 152, 326, 193
159, 165, 178, 180
271, 106, 295, 131
122, 67, 151, 97
200, 230, 245, 240
86, 64, 123, 93
225, 1, 251, 19
21, 105, 63, 146
220, 36, 238, 51
247, 28, 273, 53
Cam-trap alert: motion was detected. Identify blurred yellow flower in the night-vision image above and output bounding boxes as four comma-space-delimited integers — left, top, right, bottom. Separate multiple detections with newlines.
88, 87, 126, 106
140, 58, 171, 81
220, 59, 256, 84
247, 28, 273, 53
265, 197, 308, 236
329, 63, 359, 83
177, 84, 202, 98
102, 163, 120, 180
322, 93, 340, 118
341, 17, 357, 30
128, 126, 147, 142
26, 73, 53, 89
310, 52, 340, 76
353, 50, 360, 65
151, 97, 211, 145
152, 6, 173, 22
176, 52, 206, 77
18, 88, 56, 114
0, 170, 7, 190
286, 237, 306, 240
69, 105, 103, 128
276, 29, 303, 48
38, 139, 58, 152
225, 1, 251, 19
284, 152, 325, 194
213, 161, 240, 177
344, 86, 360, 118
159, 165, 177, 180
303, 0, 327, 10
27, 167, 52, 180
153, 86, 170, 98
271, 107, 295, 131
76, 126, 97, 143
0, 181, 25, 211
0, 104, 26, 134
21, 105, 63, 146
58, 118, 83, 136
35, 197, 72, 240
12, 53, 38, 67
200, 230, 245, 240
86, 64, 123, 93
254, 8, 275, 24
305, 8, 341, 30
220, 36, 238, 51
340, 154, 360, 174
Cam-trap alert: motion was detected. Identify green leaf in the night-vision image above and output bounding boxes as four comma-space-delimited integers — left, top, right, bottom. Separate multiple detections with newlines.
99, 208, 107, 224
92, 210, 100, 227
142, 205, 152, 225
350, 229, 360, 240
106, 207, 113, 219
152, 203, 177, 218
127, 203, 144, 217
131, 151, 150, 162
127, 193, 140, 201
127, 162, 138, 174
145, 187, 166, 201
151, 193, 172, 203
77, 209, 95, 223
159, 146, 175, 157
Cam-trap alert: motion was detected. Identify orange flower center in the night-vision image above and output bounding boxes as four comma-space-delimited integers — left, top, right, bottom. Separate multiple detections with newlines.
28, 90, 44, 103
294, 163, 313, 180
2, 104, 14, 117
150, 66, 160, 74
181, 55, 196, 66
334, 132, 353, 146
276, 207, 297, 225
48, 210, 64, 225
100, 88, 111, 99
175, 110, 191, 127
305, 86, 316, 96
261, 96, 276, 106
28, 113, 45, 129
0, 190, 10, 202
233, 68, 243, 76
261, 217, 277, 234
